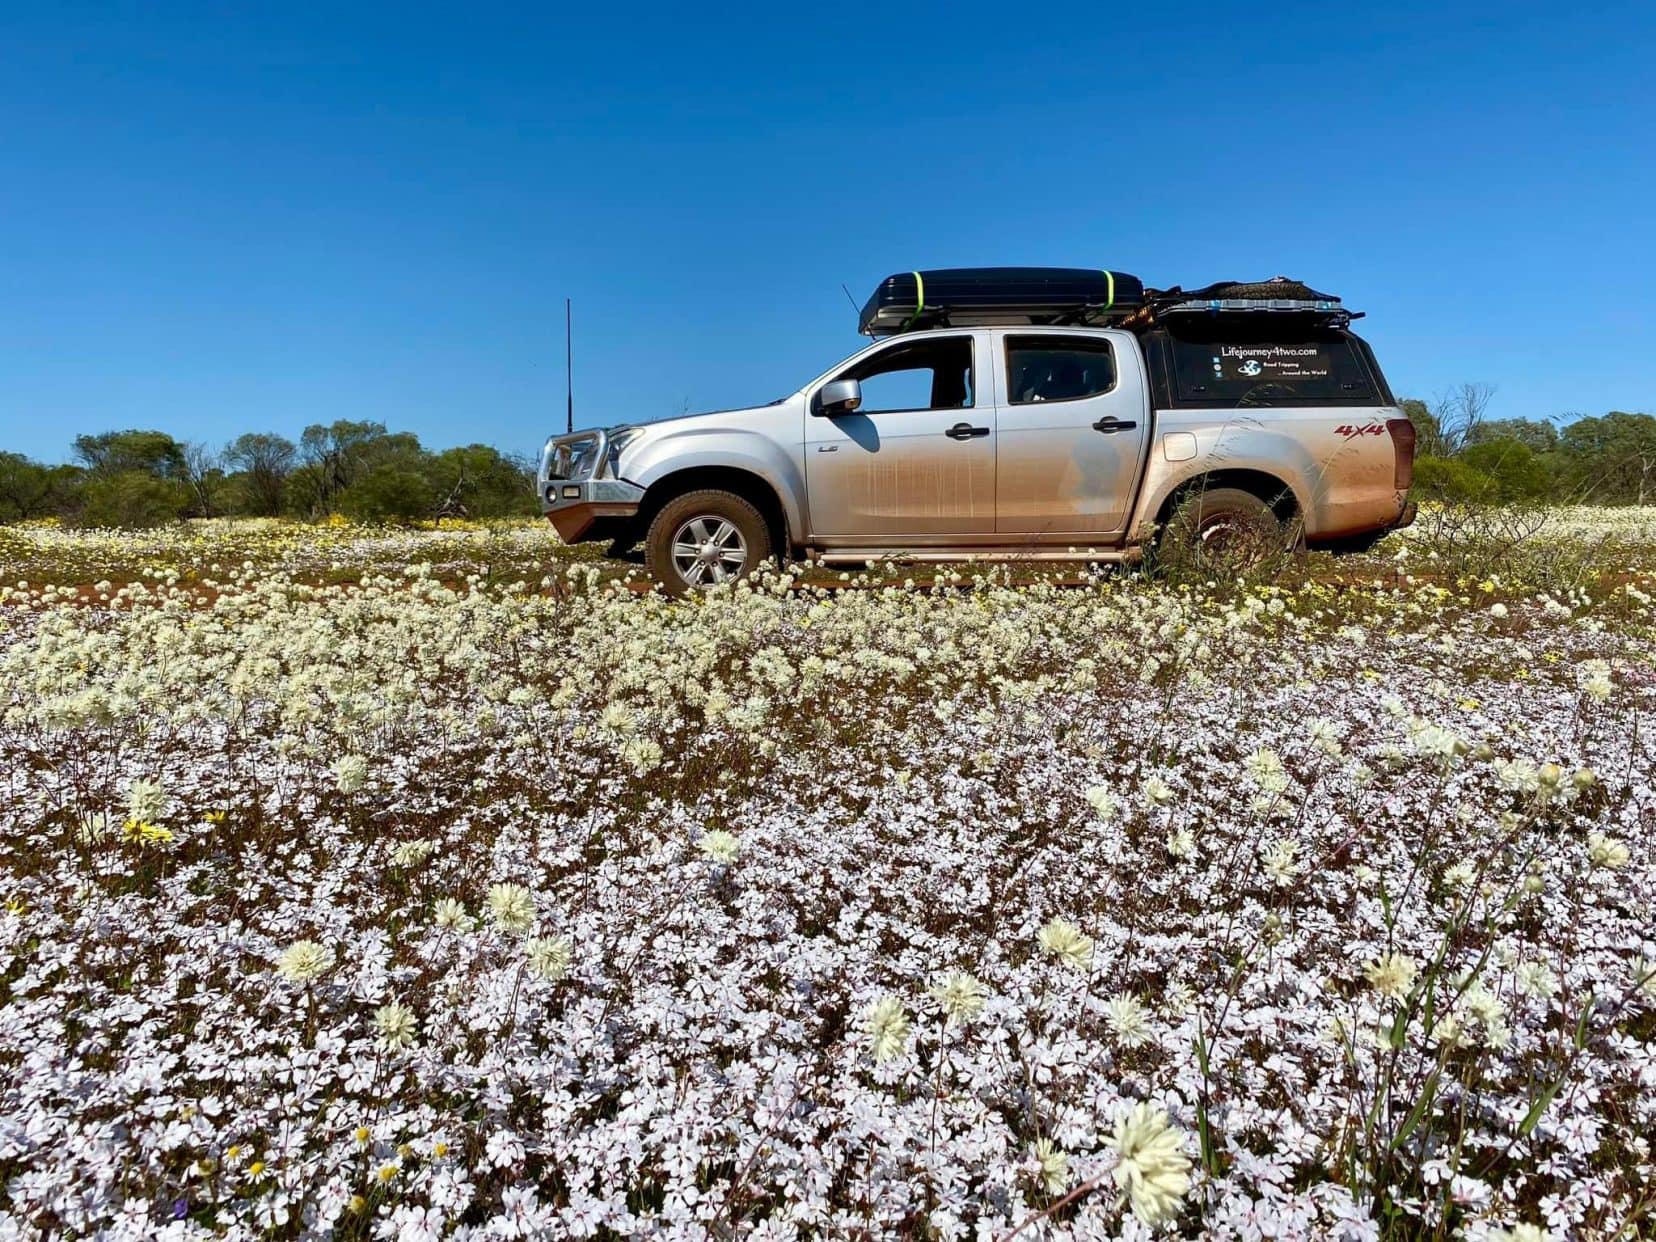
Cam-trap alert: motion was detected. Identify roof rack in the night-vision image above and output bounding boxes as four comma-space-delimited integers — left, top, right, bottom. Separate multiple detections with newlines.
1119, 278, 1359, 332
857, 270, 1360, 336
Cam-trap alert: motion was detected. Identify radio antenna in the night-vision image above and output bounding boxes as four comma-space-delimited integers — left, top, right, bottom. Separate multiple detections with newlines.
565, 297, 574, 434
840, 282, 859, 315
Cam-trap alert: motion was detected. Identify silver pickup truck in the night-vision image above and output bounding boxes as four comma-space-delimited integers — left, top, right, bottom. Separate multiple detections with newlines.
538, 270, 1416, 591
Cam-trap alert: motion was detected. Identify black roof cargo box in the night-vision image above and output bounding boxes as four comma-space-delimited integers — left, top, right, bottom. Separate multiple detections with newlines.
859, 267, 1146, 336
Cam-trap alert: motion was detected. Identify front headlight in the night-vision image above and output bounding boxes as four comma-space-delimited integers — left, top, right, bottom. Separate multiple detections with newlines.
605, 427, 644, 478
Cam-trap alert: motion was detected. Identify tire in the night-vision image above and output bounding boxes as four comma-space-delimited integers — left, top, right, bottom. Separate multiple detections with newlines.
1158, 487, 1294, 575
644, 490, 773, 594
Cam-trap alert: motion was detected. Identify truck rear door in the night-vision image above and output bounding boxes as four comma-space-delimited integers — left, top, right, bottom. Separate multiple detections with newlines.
994, 330, 1149, 537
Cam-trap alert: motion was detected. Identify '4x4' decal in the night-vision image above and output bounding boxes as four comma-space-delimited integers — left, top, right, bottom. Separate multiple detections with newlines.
1334, 423, 1385, 439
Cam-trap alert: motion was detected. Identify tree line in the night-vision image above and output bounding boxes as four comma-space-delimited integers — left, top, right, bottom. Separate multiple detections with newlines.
1405, 384, 1656, 505
0, 422, 540, 526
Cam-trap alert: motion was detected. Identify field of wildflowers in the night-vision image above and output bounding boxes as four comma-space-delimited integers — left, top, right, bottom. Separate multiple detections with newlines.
1, 510, 1653, 1240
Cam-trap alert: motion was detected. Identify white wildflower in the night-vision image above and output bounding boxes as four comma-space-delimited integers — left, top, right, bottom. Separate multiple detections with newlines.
1105, 994, 1153, 1047
332, 754, 369, 795
374, 1001, 418, 1049
1307, 717, 1343, 757
1106, 1102, 1191, 1227
433, 897, 471, 930
487, 882, 537, 934
525, 935, 573, 981
124, 777, 169, 824
698, 829, 740, 865
1031, 1138, 1069, 1195
1084, 784, 1119, 822
1365, 952, 1418, 1001
390, 840, 435, 868
1587, 831, 1629, 870
275, 939, 335, 985
1262, 838, 1301, 887
1037, 917, 1094, 971
863, 995, 910, 1063
1244, 746, 1289, 793
1515, 960, 1558, 1000
1142, 774, 1174, 807
929, 971, 988, 1026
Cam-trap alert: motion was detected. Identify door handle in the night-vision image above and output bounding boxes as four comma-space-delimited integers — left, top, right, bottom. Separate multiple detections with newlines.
945, 422, 990, 440
1092, 417, 1137, 433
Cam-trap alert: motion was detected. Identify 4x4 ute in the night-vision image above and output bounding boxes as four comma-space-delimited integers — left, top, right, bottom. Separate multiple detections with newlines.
538, 269, 1416, 592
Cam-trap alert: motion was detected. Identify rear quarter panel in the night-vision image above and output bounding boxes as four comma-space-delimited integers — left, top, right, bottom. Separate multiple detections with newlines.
1131, 405, 1407, 541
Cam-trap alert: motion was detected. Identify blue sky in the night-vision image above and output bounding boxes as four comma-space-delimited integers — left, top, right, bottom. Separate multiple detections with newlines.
2, 2, 1651, 463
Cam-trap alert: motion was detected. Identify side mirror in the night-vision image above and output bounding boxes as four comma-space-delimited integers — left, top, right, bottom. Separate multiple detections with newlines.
814, 378, 862, 417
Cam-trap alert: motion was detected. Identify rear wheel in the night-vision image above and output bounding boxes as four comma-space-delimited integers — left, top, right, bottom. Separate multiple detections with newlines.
645, 490, 772, 594
1158, 486, 1295, 575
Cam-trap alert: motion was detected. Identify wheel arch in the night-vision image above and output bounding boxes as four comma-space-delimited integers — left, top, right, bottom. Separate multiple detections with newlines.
635, 466, 794, 555
1150, 468, 1304, 537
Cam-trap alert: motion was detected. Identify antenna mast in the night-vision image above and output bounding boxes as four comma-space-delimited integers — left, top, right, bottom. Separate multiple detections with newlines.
565, 298, 574, 435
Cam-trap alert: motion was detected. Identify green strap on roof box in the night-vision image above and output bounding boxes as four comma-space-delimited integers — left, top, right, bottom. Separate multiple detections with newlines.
859, 267, 1146, 336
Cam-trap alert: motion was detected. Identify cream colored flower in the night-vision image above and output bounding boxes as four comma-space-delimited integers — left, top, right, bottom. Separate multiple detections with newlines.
275, 939, 335, 985
698, 829, 740, 865
433, 897, 471, 930
1105, 994, 1153, 1048
1244, 747, 1288, 793
1632, 958, 1656, 1001
1262, 838, 1301, 887
487, 882, 536, 934
1106, 1102, 1191, 1226
1084, 784, 1119, 822
525, 935, 572, 981
390, 840, 434, 868
929, 971, 988, 1026
374, 1001, 417, 1049
1515, 960, 1558, 999
1031, 1138, 1069, 1195
332, 754, 369, 795
124, 777, 169, 824
862, 995, 910, 1063
1587, 831, 1629, 870
1166, 827, 1196, 860
1037, 917, 1094, 972
1142, 775, 1174, 807
1364, 952, 1418, 1001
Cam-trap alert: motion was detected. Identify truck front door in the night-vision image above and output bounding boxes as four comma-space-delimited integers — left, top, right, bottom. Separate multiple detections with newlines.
994, 331, 1149, 537
804, 332, 996, 538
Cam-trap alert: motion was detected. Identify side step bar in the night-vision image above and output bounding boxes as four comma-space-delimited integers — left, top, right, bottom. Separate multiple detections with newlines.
811, 547, 1140, 566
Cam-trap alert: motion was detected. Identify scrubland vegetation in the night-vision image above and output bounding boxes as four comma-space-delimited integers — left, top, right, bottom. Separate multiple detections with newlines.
1, 511, 1653, 1240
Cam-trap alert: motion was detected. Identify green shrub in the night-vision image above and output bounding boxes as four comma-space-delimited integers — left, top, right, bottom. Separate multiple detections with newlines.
1411, 456, 1498, 505
1458, 439, 1551, 501
338, 466, 434, 522
76, 472, 192, 529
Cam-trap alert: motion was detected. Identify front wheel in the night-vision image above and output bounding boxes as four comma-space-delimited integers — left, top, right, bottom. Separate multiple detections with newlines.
645, 490, 773, 594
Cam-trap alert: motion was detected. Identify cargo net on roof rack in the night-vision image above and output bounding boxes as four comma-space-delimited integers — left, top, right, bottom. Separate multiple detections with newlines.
1120, 276, 1356, 331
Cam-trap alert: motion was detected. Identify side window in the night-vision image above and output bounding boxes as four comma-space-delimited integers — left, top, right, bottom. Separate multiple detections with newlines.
838, 336, 974, 414
1166, 328, 1379, 407
1006, 336, 1116, 404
